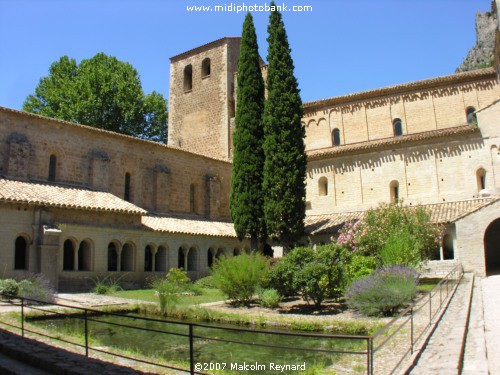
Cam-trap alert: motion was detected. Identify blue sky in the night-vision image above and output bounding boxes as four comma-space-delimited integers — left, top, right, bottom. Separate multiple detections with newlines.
0, 0, 492, 110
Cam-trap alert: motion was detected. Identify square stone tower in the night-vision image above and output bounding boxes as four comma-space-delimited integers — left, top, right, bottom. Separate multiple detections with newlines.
168, 37, 241, 160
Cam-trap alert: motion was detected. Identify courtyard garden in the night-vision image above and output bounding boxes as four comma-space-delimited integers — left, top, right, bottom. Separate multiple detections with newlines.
0, 202, 456, 374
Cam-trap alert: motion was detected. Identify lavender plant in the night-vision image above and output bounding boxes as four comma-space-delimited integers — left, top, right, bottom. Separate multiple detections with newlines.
346, 265, 419, 316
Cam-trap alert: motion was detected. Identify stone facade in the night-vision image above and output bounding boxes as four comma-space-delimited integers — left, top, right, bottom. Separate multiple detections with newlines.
1, 7, 499, 290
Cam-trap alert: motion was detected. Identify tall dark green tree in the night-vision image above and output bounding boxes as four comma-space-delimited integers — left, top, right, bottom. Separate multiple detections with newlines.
230, 13, 266, 251
263, 3, 307, 251
23, 53, 168, 142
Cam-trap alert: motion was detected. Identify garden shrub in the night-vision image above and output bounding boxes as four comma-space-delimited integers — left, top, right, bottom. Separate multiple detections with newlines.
17, 273, 56, 303
293, 244, 349, 307
211, 253, 268, 306
0, 279, 19, 297
265, 246, 314, 297
344, 254, 378, 287
194, 276, 217, 289
337, 202, 441, 261
150, 268, 193, 315
258, 288, 282, 309
380, 227, 422, 267
266, 244, 350, 308
346, 265, 419, 316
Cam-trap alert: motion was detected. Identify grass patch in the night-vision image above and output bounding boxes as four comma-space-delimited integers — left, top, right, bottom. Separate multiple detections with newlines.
111, 288, 226, 307
417, 277, 442, 292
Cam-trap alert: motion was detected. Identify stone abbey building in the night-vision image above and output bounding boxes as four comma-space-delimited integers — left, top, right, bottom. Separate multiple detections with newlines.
1, 12, 499, 291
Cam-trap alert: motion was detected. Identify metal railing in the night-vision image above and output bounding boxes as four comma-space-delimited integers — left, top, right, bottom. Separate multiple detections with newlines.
0, 264, 462, 375
370, 263, 463, 374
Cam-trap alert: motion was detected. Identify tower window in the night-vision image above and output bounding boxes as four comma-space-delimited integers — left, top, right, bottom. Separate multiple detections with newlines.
190, 183, 196, 213
184, 64, 193, 92
332, 128, 341, 146
48, 154, 57, 182
201, 58, 211, 77
124, 173, 131, 202
318, 177, 328, 196
393, 119, 403, 137
466, 107, 476, 125
390, 180, 399, 202
476, 168, 486, 191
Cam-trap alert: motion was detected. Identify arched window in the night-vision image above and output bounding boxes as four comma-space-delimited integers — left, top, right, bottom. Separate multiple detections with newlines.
48, 154, 57, 182
63, 239, 75, 271
208, 249, 214, 268
124, 173, 131, 202
121, 243, 134, 271
155, 246, 167, 272
190, 184, 196, 213
390, 180, 399, 202
78, 240, 92, 271
144, 245, 153, 272
393, 118, 403, 137
187, 247, 198, 271
108, 243, 118, 271
332, 128, 341, 146
443, 235, 454, 260
466, 107, 476, 125
216, 248, 225, 260
476, 168, 486, 192
178, 247, 185, 269
184, 64, 193, 92
14, 236, 28, 270
201, 58, 211, 77
318, 177, 328, 196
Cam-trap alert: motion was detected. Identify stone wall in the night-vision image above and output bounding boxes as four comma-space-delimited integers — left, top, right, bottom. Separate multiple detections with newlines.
302, 71, 499, 151
0, 108, 232, 219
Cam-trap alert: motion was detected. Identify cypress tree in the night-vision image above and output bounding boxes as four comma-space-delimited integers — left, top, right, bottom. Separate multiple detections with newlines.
230, 13, 266, 251
263, 3, 307, 251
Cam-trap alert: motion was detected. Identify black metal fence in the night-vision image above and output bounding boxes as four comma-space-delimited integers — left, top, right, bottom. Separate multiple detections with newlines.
0, 264, 462, 374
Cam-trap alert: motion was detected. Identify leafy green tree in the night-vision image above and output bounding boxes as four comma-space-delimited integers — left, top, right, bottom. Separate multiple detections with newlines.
23, 53, 168, 142
230, 13, 266, 251
262, 2, 307, 251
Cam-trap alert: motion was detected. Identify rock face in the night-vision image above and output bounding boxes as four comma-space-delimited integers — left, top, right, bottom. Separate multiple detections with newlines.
456, 8, 498, 72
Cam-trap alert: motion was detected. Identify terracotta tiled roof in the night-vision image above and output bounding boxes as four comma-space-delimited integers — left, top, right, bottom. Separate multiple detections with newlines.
307, 126, 477, 160
142, 214, 237, 238
303, 68, 496, 111
305, 210, 366, 235
304, 198, 499, 235
422, 198, 500, 223
0, 178, 147, 215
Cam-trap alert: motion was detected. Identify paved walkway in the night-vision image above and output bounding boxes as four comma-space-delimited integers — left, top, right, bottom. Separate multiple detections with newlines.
408, 274, 473, 374
463, 275, 500, 375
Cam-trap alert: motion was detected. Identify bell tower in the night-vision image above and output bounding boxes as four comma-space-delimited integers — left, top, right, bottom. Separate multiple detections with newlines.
168, 37, 241, 160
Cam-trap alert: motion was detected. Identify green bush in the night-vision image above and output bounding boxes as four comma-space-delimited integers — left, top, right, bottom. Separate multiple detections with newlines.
266, 244, 349, 308
194, 276, 217, 289
380, 227, 422, 267
338, 202, 441, 260
346, 265, 419, 317
151, 279, 181, 315
344, 255, 378, 286
294, 244, 349, 307
211, 253, 268, 306
265, 246, 314, 297
0, 279, 19, 297
258, 288, 282, 309
150, 268, 193, 315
